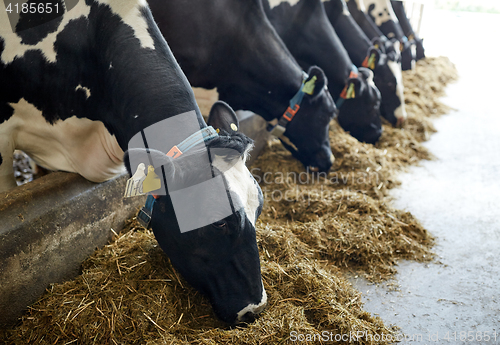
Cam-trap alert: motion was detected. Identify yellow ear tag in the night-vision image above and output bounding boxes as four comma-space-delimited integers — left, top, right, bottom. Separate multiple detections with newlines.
216, 128, 220, 133
142, 165, 161, 193
368, 53, 376, 70
346, 83, 355, 99
302, 75, 317, 95
230, 123, 238, 131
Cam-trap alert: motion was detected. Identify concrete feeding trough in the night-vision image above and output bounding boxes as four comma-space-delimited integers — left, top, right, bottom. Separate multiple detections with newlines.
0, 172, 145, 327
0, 100, 271, 327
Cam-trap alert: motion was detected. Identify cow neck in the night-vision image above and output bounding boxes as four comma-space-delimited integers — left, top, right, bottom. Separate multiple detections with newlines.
136, 126, 219, 229
346, 0, 385, 40
332, 13, 373, 67
265, 72, 309, 138
335, 65, 359, 109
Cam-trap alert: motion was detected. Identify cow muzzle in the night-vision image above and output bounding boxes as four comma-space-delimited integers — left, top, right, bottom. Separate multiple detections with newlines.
235, 283, 268, 323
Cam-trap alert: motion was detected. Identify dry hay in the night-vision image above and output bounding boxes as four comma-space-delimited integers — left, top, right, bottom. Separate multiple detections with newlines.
1, 57, 457, 344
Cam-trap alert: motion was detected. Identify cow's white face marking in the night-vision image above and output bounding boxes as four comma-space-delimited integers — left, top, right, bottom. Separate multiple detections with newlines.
364, 0, 398, 27
268, 0, 300, 9
340, 0, 351, 16
2, 98, 125, 184
0, 1, 90, 64
215, 153, 261, 227
365, 68, 376, 88
95, 0, 154, 49
236, 280, 268, 322
213, 148, 261, 227
387, 59, 407, 121
75, 84, 91, 99
0, 0, 154, 65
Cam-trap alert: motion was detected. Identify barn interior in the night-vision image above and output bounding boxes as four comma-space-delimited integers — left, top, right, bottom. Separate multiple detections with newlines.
1, 1, 499, 344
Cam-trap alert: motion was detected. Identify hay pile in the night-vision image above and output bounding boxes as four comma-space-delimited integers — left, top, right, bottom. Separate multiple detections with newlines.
1, 57, 457, 344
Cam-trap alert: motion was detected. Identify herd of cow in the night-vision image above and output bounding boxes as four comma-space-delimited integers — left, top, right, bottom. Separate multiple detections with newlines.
0, 0, 425, 325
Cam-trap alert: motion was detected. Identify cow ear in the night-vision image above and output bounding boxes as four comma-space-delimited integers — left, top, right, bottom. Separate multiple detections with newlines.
371, 37, 386, 53
207, 101, 239, 134
304, 66, 327, 101
344, 77, 364, 99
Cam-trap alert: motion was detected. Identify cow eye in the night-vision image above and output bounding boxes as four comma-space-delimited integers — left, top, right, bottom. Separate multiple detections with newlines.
213, 220, 226, 228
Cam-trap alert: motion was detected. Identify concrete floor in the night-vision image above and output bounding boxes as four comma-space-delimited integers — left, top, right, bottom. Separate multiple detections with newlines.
351, 9, 500, 344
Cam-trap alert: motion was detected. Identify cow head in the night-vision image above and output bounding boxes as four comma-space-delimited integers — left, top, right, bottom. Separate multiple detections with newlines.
414, 37, 425, 60
337, 67, 382, 144
276, 66, 336, 173
364, 45, 406, 126
400, 38, 415, 71
124, 102, 266, 324
220, 66, 336, 173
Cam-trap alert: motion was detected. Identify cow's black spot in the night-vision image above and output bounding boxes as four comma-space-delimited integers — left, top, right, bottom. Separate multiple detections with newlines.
15, 0, 64, 45
0, 152, 3, 166
379, 12, 383, 16
0, 103, 15, 124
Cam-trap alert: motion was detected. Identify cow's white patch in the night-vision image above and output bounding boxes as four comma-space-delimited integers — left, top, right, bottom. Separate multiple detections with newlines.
1, 98, 125, 185
216, 154, 261, 227
341, 0, 350, 16
364, 0, 398, 27
95, 0, 154, 49
268, 0, 300, 9
387, 59, 407, 121
410, 44, 416, 70
352, 0, 366, 12
236, 280, 268, 322
365, 68, 375, 88
75, 84, 91, 99
0, 1, 90, 64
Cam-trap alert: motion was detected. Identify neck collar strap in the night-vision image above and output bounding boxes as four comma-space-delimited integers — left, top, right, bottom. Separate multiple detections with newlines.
166, 126, 218, 159
267, 71, 314, 138
137, 126, 219, 229
335, 64, 359, 109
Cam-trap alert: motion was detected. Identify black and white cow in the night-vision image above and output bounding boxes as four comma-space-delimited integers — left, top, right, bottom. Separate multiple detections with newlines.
323, 0, 407, 126
264, 0, 383, 144
390, 0, 425, 60
0, 0, 266, 324
359, 0, 415, 70
147, 0, 336, 173
345, 0, 399, 61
